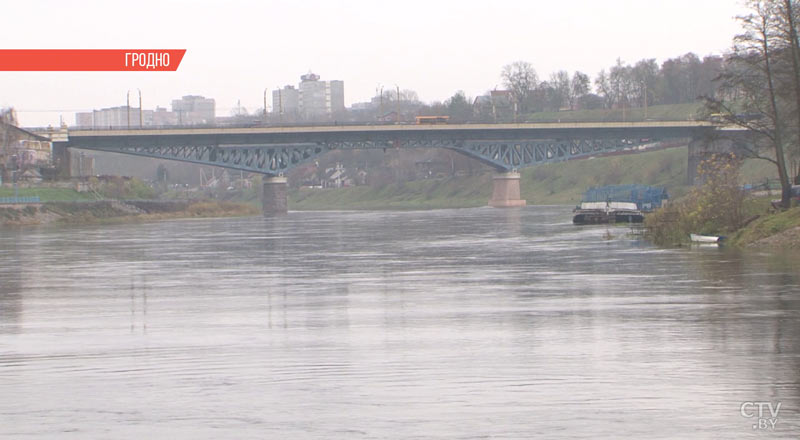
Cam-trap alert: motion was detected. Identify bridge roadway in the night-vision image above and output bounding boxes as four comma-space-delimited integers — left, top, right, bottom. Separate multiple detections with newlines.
52, 121, 744, 215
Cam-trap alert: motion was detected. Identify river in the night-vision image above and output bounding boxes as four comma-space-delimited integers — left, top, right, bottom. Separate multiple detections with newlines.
0, 206, 798, 439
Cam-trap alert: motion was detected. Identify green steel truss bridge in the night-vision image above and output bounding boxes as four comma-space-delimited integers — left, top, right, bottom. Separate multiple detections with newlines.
54, 121, 733, 174
48, 121, 746, 213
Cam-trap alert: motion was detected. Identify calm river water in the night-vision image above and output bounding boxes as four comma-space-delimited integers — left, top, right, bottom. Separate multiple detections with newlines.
0, 206, 798, 439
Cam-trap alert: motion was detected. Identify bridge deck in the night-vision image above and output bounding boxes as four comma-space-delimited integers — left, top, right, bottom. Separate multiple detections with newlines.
68, 121, 718, 138
58, 121, 740, 149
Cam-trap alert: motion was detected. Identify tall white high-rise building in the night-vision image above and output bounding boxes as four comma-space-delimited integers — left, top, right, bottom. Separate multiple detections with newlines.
273, 73, 344, 120
272, 86, 300, 116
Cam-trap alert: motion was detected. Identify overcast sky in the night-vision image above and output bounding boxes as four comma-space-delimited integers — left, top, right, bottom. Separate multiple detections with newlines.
2, 0, 746, 126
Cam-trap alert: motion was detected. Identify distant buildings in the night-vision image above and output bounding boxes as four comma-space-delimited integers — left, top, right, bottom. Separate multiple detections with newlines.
473, 90, 514, 121
273, 73, 345, 120
272, 86, 300, 117
171, 95, 215, 125
151, 106, 178, 126
75, 106, 153, 128
75, 95, 215, 128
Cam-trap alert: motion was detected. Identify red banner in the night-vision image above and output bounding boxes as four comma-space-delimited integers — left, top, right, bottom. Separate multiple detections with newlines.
0, 50, 187, 71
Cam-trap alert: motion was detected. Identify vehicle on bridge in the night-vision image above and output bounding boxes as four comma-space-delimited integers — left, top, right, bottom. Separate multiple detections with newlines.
415, 115, 449, 125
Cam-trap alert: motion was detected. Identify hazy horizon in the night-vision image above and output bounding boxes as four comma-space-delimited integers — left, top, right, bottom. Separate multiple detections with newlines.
2, 0, 746, 126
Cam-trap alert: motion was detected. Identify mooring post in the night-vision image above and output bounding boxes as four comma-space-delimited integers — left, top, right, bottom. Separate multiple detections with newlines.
262, 176, 288, 216
488, 171, 527, 208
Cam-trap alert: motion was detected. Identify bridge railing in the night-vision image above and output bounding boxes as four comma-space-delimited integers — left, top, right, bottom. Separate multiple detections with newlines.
41, 119, 714, 133
0, 196, 41, 204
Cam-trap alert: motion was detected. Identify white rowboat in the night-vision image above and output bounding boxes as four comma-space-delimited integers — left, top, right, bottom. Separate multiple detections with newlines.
690, 234, 724, 243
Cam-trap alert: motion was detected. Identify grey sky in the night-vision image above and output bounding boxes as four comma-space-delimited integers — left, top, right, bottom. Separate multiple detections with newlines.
2, 0, 746, 126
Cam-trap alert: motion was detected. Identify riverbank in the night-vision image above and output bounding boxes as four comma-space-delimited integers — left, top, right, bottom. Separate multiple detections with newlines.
289, 146, 779, 210
0, 200, 259, 227
728, 206, 800, 249
645, 190, 800, 249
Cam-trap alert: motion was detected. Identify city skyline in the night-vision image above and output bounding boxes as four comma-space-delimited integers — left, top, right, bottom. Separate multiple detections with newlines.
2, 0, 746, 126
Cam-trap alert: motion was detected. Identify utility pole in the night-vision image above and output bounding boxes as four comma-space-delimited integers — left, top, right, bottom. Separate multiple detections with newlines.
126, 90, 131, 129
138, 89, 142, 128
643, 81, 648, 120
513, 98, 518, 123
11, 154, 18, 200
278, 87, 283, 120
396, 84, 400, 120
264, 87, 269, 121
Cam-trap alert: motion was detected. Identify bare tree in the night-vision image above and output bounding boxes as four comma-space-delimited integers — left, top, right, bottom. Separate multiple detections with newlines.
633, 59, 660, 113
774, 0, 800, 178
549, 71, 571, 111
595, 69, 614, 108
501, 61, 538, 113
570, 72, 591, 110
706, 0, 793, 207
609, 58, 636, 109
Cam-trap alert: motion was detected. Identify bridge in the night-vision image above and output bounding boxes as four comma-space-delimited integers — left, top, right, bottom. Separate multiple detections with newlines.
48, 121, 744, 215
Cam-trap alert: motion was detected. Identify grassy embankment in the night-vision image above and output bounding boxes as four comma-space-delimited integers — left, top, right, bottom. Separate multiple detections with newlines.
289, 147, 692, 210
0, 187, 95, 201
0, 185, 259, 226
289, 103, 703, 210
643, 148, 797, 249
289, 103, 779, 211
291, 146, 778, 210
0, 200, 259, 226
728, 206, 800, 249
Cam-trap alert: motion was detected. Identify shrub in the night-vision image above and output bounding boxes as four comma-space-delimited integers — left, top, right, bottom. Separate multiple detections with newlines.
96, 177, 156, 200
646, 153, 745, 245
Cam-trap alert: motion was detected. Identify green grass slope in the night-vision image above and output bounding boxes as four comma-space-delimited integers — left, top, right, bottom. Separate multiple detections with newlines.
729, 207, 800, 248
0, 187, 95, 201
290, 147, 693, 210
520, 147, 690, 205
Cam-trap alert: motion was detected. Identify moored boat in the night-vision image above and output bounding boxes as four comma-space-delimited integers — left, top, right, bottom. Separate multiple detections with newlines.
690, 234, 725, 243
573, 201, 645, 225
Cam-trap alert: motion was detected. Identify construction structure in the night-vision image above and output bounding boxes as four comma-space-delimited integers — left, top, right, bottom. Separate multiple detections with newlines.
1, 108, 54, 184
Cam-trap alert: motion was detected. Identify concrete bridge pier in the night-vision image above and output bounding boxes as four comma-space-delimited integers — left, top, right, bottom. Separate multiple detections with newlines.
52, 144, 72, 178
688, 137, 741, 185
488, 171, 527, 208
262, 176, 288, 216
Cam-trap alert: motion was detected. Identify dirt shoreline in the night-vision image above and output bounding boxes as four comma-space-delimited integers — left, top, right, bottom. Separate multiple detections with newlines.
746, 226, 800, 249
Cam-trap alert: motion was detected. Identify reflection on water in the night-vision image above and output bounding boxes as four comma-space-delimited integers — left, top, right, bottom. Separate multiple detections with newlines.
0, 206, 798, 439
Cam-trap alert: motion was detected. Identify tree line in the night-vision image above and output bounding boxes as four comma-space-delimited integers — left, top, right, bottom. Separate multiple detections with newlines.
435, 0, 799, 208
499, 54, 722, 114
349, 52, 725, 124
